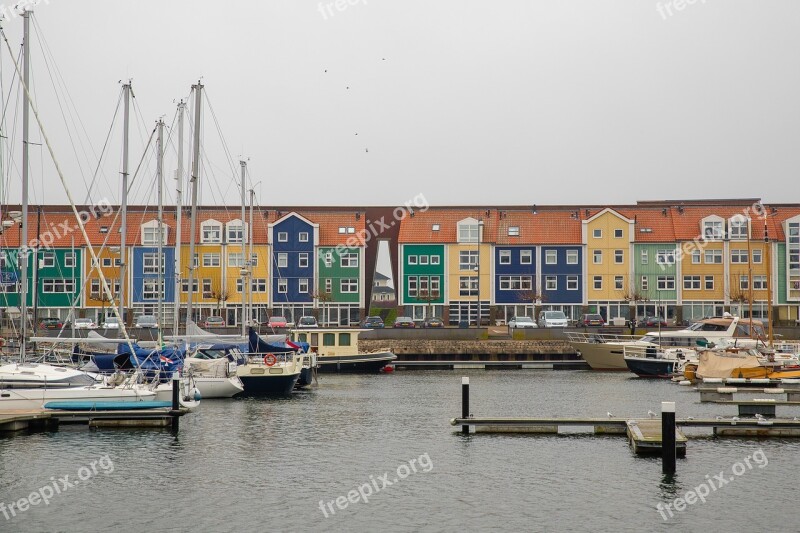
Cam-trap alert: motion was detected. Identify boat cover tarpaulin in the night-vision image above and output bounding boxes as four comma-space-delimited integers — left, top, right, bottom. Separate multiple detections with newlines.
247, 328, 296, 354
696, 350, 762, 379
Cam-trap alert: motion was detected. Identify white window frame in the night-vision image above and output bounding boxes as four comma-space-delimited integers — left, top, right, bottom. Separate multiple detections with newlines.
546, 276, 557, 291
202, 253, 220, 268
508, 226, 520, 236
566, 250, 578, 265
278, 279, 288, 294
277, 232, 288, 243
614, 276, 624, 290
614, 250, 624, 264
201, 223, 222, 244
408, 255, 418, 265
546, 250, 557, 265
566, 275, 578, 291
592, 229, 602, 239
499, 250, 511, 265
430, 255, 441, 265
299, 278, 309, 293
277, 253, 288, 268
340, 279, 358, 293
593, 250, 602, 264
593, 276, 602, 290
299, 253, 309, 268
298, 232, 309, 242
521, 250, 533, 265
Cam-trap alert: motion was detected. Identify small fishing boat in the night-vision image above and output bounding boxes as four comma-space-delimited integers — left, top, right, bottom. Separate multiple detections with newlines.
622, 345, 698, 378
290, 328, 396, 373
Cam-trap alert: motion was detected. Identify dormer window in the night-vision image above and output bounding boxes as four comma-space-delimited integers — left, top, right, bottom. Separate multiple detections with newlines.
226, 220, 247, 244
508, 226, 520, 236
728, 216, 748, 240
141, 220, 168, 246
432, 224, 440, 231
701, 216, 724, 240
99, 226, 109, 234
201, 220, 222, 243
457, 218, 481, 243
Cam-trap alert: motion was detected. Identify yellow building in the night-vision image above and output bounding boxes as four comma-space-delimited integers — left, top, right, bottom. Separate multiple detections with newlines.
583, 208, 634, 319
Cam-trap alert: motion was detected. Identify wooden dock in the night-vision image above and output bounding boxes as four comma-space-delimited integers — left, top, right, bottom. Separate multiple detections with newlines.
449, 416, 800, 448
0, 407, 190, 436
0, 410, 56, 433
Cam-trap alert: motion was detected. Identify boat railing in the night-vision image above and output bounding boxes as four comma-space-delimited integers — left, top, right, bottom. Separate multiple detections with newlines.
564, 331, 641, 344
623, 345, 696, 361
242, 351, 304, 369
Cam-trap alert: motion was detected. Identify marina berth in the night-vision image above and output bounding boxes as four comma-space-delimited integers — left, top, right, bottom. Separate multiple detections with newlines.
291, 328, 396, 373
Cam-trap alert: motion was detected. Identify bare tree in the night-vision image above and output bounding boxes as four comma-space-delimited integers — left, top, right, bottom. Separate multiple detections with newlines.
417, 288, 441, 318
727, 282, 751, 317
623, 281, 649, 334
312, 288, 334, 326
517, 287, 547, 319
208, 280, 229, 314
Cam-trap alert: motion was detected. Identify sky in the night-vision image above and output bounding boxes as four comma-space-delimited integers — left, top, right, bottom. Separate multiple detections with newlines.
0, 0, 798, 211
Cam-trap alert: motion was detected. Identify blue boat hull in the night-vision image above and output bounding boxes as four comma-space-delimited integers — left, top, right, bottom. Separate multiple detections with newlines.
624, 357, 675, 379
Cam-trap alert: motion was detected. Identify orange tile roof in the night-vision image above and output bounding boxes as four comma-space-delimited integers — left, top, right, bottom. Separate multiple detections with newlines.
261, 210, 367, 246
398, 208, 500, 243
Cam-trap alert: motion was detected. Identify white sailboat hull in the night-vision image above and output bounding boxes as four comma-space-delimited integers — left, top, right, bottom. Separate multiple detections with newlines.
193, 376, 244, 398
0, 386, 156, 411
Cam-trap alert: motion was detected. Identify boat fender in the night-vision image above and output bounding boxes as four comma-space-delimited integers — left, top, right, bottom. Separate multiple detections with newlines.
264, 353, 277, 367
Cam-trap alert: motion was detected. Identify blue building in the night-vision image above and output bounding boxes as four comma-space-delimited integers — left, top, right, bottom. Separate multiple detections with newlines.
269, 213, 318, 321
539, 246, 583, 319
494, 245, 537, 322
131, 219, 175, 324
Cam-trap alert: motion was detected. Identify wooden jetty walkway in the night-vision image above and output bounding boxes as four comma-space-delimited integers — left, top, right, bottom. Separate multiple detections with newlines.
0, 407, 190, 436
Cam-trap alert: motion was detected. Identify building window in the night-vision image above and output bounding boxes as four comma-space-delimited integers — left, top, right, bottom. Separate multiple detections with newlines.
432, 224, 440, 231
729, 218, 748, 240
229, 252, 245, 267
342, 253, 358, 267
546, 276, 557, 291
458, 222, 480, 243
299, 253, 309, 268
546, 250, 557, 265
704, 276, 714, 290
593, 229, 602, 238
614, 250, 624, 264
277, 253, 288, 268
299, 278, 309, 293
459, 276, 478, 296
419, 255, 429, 265
614, 229, 623, 238
64, 252, 76, 268
41, 279, 75, 293
338, 227, 346, 234
641, 275, 648, 291
499, 276, 532, 290
143, 253, 164, 274
641, 250, 648, 265
656, 249, 675, 265
408, 255, 418, 265
683, 275, 701, 290
691, 250, 701, 264
704, 250, 722, 264
753, 275, 766, 290
430, 276, 441, 294
614, 276, 624, 290
201, 223, 222, 243
430, 255, 441, 265
566, 275, 578, 290
593, 250, 602, 264
347, 227, 355, 234
102, 257, 113, 267
278, 279, 288, 293
227, 224, 245, 244
202, 253, 220, 267
341, 279, 358, 293
752, 249, 762, 264
657, 276, 675, 290
703, 220, 724, 240
740, 275, 749, 291
41, 252, 55, 268
408, 276, 418, 297
201, 279, 212, 296
325, 278, 332, 293
520, 250, 533, 265
499, 250, 511, 265
566, 250, 578, 265
323, 252, 333, 268
278, 232, 288, 242
180, 279, 199, 293
299, 232, 309, 242
142, 279, 163, 300
508, 226, 520, 236
731, 250, 748, 264
142, 226, 165, 246
593, 276, 602, 290
459, 251, 479, 270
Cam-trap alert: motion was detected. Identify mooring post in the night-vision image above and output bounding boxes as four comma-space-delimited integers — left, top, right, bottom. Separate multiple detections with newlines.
662, 401, 676, 475
462, 377, 470, 435
171, 373, 180, 430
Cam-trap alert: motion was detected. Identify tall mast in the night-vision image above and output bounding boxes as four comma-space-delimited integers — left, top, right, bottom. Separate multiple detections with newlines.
186, 82, 203, 325
240, 160, 247, 337
119, 81, 131, 325
19, 9, 31, 359
173, 101, 185, 335
248, 188, 255, 328
156, 119, 164, 345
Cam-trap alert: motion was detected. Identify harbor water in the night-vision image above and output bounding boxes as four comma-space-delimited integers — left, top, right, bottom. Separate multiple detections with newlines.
2, 370, 799, 532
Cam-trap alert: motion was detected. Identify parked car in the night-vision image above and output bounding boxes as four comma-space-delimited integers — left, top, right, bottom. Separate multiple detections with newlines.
102, 317, 120, 329
422, 317, 444, 328
361, 316, 385, 329
134, 315, 159, 328
537, 311, 569, 328
73, 318, 97, 330
204, 316, 226, 328
297, 316, 319, 328
393, 317, 416, 328
638, 316, 667, 328
39, 317, 64, 330
576, 313, 605, 327
268, 316, 288, 328
508, 316, 537, 329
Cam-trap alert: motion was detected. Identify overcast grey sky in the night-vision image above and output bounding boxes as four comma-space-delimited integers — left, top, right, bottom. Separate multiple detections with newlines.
1, 0, 798, 209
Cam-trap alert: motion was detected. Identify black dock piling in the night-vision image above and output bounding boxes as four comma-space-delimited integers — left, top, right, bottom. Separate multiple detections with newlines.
171, 373, 180, 430
662, 401, 676, 475
462, 377, 470, 435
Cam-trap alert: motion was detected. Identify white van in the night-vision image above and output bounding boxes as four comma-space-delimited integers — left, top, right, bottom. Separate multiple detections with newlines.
538, 310, 569, 328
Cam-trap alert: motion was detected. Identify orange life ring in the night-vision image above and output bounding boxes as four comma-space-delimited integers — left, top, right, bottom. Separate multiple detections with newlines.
264, 353, 277, 367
